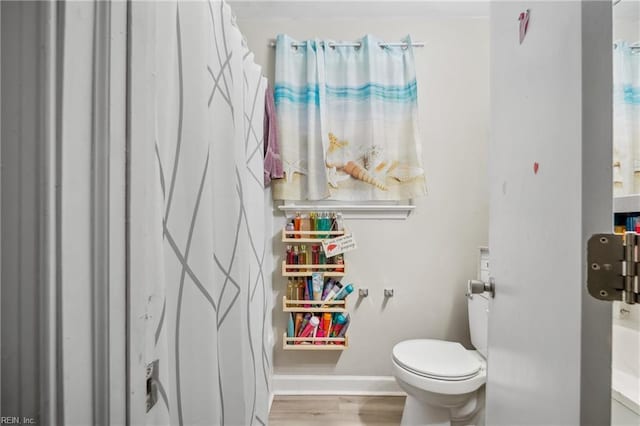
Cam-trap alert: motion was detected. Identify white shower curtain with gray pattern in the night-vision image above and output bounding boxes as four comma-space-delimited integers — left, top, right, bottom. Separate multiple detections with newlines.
145, 2, 270, 425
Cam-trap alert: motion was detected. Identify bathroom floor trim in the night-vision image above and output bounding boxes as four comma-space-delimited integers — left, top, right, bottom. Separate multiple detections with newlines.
273, 374, 406, 396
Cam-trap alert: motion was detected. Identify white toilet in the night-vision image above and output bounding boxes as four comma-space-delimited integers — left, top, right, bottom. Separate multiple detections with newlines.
392, 291, 489, 426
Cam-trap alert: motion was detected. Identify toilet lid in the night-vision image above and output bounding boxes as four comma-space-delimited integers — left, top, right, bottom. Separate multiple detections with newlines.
392, 339, 482, 381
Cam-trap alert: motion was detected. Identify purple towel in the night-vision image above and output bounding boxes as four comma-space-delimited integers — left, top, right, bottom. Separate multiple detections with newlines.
264, 84, 284, 185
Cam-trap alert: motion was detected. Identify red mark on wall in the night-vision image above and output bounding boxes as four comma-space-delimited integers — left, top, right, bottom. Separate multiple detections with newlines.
519, 9, 530, 44
533, 162, 539, 174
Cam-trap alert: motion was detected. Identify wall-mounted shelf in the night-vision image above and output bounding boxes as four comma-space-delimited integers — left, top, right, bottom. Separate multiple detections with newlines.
282, 333, 348, 350
278, 201, 414, 220
282, 296, 347, 313
281, 228, 346, 243
280, 217, 351, 352
282, 261, 346, 277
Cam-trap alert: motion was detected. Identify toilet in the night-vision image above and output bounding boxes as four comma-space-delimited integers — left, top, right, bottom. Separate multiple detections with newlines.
392, 291, 489, 426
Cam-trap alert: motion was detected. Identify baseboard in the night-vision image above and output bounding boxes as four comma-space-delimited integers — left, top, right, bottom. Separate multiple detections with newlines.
273, 374, 406, 396
268, 391, 275, 411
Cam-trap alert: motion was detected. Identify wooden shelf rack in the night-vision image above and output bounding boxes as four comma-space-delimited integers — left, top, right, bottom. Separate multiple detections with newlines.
281, 228, 347, 243
281, 261, 346, 277
280, 221, 350, 350
282, 332, 348, 351
282, 296, 347, 313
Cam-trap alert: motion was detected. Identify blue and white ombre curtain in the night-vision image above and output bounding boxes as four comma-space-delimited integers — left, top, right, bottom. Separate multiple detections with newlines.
272, 34, 427, 201
613, 41, 640, 195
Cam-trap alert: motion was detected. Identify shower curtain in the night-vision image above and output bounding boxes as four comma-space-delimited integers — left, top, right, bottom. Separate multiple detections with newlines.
141, 2, 271, 425
271, 34, 427, 201
613, 42, 640, 195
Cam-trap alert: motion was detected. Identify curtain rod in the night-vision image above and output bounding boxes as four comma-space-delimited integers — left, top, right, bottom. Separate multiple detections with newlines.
268, 40, 425, 48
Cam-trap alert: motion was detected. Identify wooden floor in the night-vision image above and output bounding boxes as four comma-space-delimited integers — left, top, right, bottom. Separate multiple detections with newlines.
269, 395, 406, 426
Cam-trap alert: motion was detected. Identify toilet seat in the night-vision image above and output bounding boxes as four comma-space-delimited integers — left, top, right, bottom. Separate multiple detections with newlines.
392, 339, 487, 395
393, 339, 482, 381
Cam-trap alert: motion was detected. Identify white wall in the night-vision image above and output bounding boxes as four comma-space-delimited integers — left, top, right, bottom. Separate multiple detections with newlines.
614, 0, 640, 42
236, 8, 490, 379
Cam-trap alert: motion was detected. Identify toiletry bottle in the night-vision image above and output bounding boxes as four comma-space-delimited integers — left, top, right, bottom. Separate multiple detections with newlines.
294, 212, 302, 239
303, 278, 311, 308
323, 282, 343, 303
298, 245, 307, 270
293, 245, 299, 266
286, 245, 293, 271
333, 283, 354, 301
322, 313, 332, 339
312, 245, 319, 270
316, 212, 323, 238
307, 277, 313, 302
297, 313, 311, 336
297, 316, 320, 343
297, 279, 305, 301
286, 221, 295, 239
336, 315, 350, 340
286, 278, 294, 300
300, 213, 311, 238
312, 272, 324, 302
287, 313, 294, 340
321, 278, 335, 300
294, 313, 303, 336
330, 212, 337, 232
315, 316, 325, 345
319, 245, 326, 266
309, 212, 317, 236
316, 212, 323, 237
332, 314, 347, 337
335, 253, 344, 273
326, 254, 334, 272
322, 212, 331, 238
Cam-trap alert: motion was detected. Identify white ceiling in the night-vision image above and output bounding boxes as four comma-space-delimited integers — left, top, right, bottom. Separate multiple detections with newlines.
228, 1, 490, 20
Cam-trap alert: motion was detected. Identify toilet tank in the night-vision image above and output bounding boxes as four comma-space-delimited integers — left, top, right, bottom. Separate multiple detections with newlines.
469, 247, 489, 358
468, 293, 489, 358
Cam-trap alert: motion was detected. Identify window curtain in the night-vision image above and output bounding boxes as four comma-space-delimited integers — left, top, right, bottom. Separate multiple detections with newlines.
142, 2, 271, 425
272, 34, 427, 201
613, 41, 640, 195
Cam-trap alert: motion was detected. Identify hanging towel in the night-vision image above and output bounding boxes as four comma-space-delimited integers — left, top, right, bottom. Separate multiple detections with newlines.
264, 83, 284, 185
